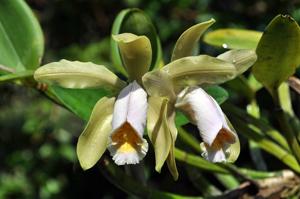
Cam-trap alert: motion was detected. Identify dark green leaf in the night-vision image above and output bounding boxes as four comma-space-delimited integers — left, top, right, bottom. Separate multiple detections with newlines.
252, 15, 300, 94
204, 85, 229, 104
0, 0, 43, 73
175, 111, 189, 127
48, 86, 110, 121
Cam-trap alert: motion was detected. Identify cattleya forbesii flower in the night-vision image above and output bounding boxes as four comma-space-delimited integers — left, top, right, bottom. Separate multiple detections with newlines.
33, 17, 257, 180
142, 19, 257, 178
34, 33, 153, 169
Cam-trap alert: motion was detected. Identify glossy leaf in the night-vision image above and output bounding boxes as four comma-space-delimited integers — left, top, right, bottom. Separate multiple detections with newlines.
204, 85, 229, 104
34, 60, 126, 90
162, 55, 236, 92
217, 49, 257, 75
48, 86, 110, 121
111, 8, 162, 75
112, 33, 152, 83
0, 0, 44, 72
175, 112, 189, 127
171, 19, 215, 61
225, 76, 255, 101
252, 15, 300, 94
203, 28, 262, 50
147, 96, 172, 172
77, 97, 115, 170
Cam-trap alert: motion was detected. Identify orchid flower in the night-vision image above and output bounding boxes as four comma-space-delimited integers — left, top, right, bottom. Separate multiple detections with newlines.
34, 18, 257, 181
142, 19, 257, 178
34, 33, 153, 169
175, 87, 240, 163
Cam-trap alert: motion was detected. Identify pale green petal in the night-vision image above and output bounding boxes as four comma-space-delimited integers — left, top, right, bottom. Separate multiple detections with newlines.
162, 55, 236, 92
147, 96, 172, 172
171, 19, 215, 61
76, 97, 115, 170
217, 49, 257, 75
166, 111, 179, 180
112, 33, 152, 83
142, 70, 176, 100
166, 145, 179, 180
34, 60, 126, 90
224, 117, 240, 163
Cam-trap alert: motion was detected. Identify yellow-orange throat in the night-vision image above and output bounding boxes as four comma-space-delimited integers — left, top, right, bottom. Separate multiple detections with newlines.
111, 122, 142, 153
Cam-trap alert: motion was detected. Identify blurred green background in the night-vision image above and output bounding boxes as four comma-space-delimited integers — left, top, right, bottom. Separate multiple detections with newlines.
1, 0, 300, 198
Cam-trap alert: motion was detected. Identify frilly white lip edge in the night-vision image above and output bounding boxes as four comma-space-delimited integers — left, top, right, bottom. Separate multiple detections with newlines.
108, 136, 148, 165
108, 81, 149, 165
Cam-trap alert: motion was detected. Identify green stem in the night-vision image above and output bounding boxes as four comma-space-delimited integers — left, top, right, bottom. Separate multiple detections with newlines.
174, 148, 282, 179
215, 174, 239, 189
178, 127, 202, 153
223, 103, 289, 151
186, 166, 222, 196
175, 148, 229, 174
247, 101, 267, 170
272, 89, 300, 164
278, 82, 294, 116
229, 115, 300, 173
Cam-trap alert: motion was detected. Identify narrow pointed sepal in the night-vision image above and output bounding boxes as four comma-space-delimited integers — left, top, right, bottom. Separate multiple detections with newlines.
166, 110, 179, 180
171, 19, 215, 61
34, 60, 126, 90
112, 33, 152, 83
147, 96, 178, 178
76, 97, 115, 170
108, 81, 149, 165
147, 96, 172, 172
176, 87, 239, 163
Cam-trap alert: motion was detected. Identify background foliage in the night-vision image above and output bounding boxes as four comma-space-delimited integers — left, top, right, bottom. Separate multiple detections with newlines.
2, 0, 300, 198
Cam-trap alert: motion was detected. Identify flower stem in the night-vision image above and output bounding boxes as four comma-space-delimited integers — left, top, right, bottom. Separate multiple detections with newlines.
247, 100, 267, 170
272, 88, 300, 165
178, 127, 202, 153
174, 148, 282, 179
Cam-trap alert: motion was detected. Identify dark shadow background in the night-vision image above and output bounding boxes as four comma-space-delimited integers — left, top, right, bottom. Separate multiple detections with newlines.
1, 0, 300, 198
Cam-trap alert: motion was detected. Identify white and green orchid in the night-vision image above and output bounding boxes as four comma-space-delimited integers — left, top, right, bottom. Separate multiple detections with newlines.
34, 33, 153, 169
34, 18, 257, 180
142, 19, 257, 179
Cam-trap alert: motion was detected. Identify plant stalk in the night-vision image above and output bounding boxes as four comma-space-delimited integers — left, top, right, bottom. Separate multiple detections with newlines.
272, 88, 300, 164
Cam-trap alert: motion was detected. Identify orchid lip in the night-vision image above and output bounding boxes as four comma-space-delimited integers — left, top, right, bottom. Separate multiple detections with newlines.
108, 81, 149, 165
